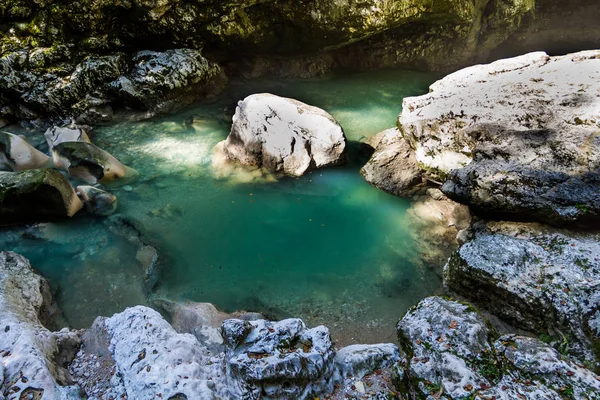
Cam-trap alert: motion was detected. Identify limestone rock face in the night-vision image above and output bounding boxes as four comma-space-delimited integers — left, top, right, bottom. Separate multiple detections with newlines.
72, 306, 228, 399
445, 222, 600, 364
406, 188, 471, 270
218, 93, 347, 177
334, 344, 400, 380
52, 141, 135, 184
223, 318, 335, 399
0, 251, 81, 399
360, 128, 427, 197
0, 131, 51, 171
0, 169, 83, 224
398, 51, 600, 226
157, 299, 264, 353
0, 47, 225, 124
108, 49, 227, 114
395, 296, 600, 399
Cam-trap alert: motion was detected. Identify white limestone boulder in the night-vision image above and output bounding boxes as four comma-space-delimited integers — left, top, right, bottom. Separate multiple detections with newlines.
217, 93, 347, 177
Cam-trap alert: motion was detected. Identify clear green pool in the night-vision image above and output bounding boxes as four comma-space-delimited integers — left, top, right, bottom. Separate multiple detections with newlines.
2, 70, 442, 345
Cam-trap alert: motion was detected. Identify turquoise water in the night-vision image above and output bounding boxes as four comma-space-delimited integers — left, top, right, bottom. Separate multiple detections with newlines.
2, 70, 442, 345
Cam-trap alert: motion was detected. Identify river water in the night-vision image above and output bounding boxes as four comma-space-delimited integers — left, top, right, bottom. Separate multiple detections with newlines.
2, 69, 442, 345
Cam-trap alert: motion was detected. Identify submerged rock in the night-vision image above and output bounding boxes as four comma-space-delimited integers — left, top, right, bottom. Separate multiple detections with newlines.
361, 128, 427, 197
395, 296, 600, 399
216, 93, 347, 177
72, 306, 227, 399
0, 251, 81, 399
445, 222, 600, 365
406, 188, 471, 270
76, 185, 118, 216
398, 50, 600, 226
0, 131, 51, 171
0, 169, 83, 224
52, 141, 137, 185
44, 125, 91, 149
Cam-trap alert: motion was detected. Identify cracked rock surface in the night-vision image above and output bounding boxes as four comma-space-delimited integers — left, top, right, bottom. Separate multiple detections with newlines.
216, 93, 347, 177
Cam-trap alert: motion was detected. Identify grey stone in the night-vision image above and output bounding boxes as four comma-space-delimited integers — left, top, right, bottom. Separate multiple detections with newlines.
445, 223, 600, 365
399, 50, 600, 227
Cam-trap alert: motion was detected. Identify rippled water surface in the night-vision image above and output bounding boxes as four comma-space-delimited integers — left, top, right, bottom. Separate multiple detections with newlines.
2, 70, 442, 345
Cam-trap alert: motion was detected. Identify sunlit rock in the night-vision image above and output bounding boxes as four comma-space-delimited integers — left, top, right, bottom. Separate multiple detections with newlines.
334, 344, 400, 380
445, 222, 600, 364
223, 318, 336, 398
0, 252, 81, 399
361, 128, 427, 197
0, 131, 51, 171
72, 306, 228, 399
52, 141, 138, 185
44, 125, 91, 149
76, 185, 118, 216
395, 296, 600, 399
216, 93, 347, 177
0, 169, 83, 224
157, 299, 264, 353
399, 50, 600, 226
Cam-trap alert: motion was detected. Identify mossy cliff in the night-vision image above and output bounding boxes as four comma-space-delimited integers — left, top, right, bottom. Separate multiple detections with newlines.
1, 0, 599, 124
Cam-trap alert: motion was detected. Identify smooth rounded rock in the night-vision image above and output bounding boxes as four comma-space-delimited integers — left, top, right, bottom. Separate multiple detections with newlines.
76, 185, 118, 216
217, 93, 347, 177
0, 131, 51, 171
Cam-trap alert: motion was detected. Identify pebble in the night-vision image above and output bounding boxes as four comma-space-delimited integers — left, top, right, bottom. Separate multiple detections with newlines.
122, 185, 133, 192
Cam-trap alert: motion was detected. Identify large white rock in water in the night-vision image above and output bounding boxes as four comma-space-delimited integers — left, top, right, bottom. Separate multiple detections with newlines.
218, 93, 347, 177
398, 50, 600, 226
0, 131, 52, 171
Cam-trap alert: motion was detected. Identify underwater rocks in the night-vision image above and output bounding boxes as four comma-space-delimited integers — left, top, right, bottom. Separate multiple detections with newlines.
360, 128, 427, 197
0, 131, 52, 171
396, 50, 600, 227
445, 222, 600, 365
0, 251, 81, 399
0, 47, 225, 125
396, 296, 600, 399
216, 93, 347, 177
0, 169, 83, 224
406, 188, 471, 270
52, 141, 137, 185
76, 185, 118, 216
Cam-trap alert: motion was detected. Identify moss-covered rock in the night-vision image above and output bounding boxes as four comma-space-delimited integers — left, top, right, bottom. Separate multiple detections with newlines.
0, 168, 83, 224
1, 0, 599, 124
52, 141, 136, 185
395, 296, 600, 399
444, 222, 600, 367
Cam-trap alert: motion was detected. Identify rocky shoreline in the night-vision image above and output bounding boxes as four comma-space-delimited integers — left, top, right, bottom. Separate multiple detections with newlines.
1, 47, 600, 399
